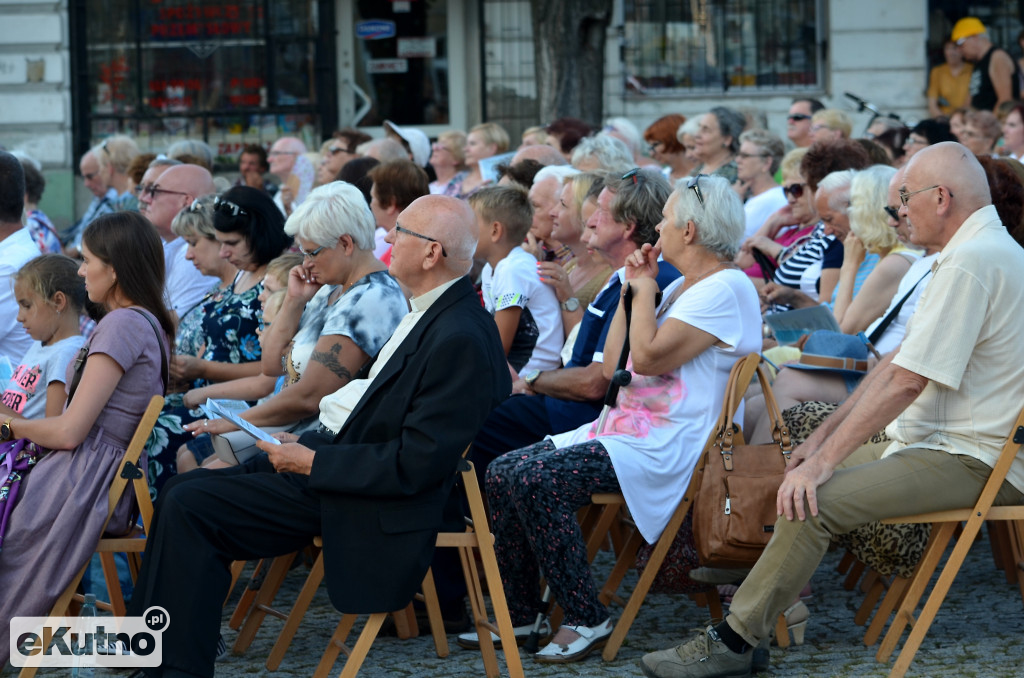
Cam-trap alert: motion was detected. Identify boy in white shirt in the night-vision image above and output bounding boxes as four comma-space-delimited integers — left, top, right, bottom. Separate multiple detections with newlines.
470, 185, 563, 379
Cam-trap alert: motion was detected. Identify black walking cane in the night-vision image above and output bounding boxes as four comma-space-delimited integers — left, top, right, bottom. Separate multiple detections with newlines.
522, 283, 635, 653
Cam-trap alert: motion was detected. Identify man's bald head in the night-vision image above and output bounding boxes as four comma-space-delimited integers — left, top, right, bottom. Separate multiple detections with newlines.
511, 144, 569, 167
901, 142, 991, 251
905, 142, 991, 216
388, 195, 476, 293
139, 164, 214, 237
160, 163, 216, 197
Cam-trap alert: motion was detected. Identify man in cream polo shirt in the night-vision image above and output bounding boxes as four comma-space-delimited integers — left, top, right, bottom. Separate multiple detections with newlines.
642, 141, 1024, 678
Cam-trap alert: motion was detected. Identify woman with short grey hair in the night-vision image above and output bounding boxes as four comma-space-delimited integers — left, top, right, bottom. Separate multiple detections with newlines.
691, 106, 744, 184
472, 173, 762, 663
184, 181, 408, 469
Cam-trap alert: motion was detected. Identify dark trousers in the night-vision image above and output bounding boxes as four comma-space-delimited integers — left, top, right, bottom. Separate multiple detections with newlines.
128, 456, 321, 678
468, 393, 602, 489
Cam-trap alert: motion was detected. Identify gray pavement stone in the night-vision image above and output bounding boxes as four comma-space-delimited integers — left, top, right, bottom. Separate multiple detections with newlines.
18, 529, 1024, 677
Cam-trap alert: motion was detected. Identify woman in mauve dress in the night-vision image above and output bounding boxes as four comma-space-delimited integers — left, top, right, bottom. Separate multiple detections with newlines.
0, 211, 172, 666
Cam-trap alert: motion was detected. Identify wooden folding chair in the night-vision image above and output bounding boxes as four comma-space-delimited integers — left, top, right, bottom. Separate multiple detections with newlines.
314, 457, 524, 678
17, 394, 164, 678
873, 405, 1024, 678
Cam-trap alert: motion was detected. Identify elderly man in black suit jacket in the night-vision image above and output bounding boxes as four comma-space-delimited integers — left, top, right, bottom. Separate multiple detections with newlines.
128, 195, 510, 678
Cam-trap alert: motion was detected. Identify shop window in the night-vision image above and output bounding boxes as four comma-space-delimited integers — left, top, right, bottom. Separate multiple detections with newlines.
623, 0, 822, 95
73, 0, 335, 167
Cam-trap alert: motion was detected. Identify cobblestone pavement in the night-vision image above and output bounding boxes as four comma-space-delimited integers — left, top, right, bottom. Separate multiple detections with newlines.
22, 529, 1024, 677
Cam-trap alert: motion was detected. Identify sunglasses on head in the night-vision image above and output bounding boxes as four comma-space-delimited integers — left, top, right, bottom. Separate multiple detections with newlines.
782, 183, 806, 199
687, 174, 707, 207
214, 197, 248, 217
622, 168, 646, 185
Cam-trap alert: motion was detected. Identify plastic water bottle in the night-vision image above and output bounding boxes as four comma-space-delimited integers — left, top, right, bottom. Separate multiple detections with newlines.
71, 594, 97, 677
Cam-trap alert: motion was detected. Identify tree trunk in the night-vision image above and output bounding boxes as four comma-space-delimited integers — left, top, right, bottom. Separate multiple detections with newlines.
531, 0, 613, 126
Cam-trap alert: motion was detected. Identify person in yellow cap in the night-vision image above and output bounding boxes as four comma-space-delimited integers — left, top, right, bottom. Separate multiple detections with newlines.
952, 16, 1021, 112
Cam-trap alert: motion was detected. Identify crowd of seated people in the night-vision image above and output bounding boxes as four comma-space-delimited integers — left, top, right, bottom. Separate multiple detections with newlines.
9, 85, 1024, 677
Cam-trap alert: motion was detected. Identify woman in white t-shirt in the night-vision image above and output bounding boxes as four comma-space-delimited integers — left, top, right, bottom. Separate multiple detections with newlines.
463, 175, 762, 662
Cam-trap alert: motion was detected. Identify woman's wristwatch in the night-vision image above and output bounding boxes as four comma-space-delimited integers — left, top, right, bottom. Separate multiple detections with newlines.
561, 297, 580, 312
1, 417, 14, 441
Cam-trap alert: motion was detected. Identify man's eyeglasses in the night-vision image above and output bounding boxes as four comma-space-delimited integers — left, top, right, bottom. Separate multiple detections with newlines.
884, 205, 900, 221
299, 244, 326, 259
268, 150, 298, 157
898, 185, 951, 206
214, 197, 248, 217
395, 224, 448, 257
623, 168, 646, 185
687, 174, 706, 207
788, 114, 812, 122
782, 182, 806, 199
736, 152, 769, 159
140, 184, 190, 200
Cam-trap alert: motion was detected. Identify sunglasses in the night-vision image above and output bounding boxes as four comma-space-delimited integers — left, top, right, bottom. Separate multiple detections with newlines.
788, 114, 812, 122
687, 174, 707, 207
884, 205, 900, 221
395, 224, 448, 257
327, 146, 347, 156
214, 197, 248, 217
782, 182, 806, 199
188, 198, 206, 213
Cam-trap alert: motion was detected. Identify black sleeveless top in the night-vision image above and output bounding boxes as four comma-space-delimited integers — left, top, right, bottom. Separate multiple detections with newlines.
970, 46, 1021, 111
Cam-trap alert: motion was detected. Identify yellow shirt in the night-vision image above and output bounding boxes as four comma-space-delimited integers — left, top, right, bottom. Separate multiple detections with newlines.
926, 63, 972, 115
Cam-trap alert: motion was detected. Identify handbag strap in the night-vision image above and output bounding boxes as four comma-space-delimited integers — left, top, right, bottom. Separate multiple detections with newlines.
131, 308, 169, 394
867, 270, 930, 345
715, 354, 793, 470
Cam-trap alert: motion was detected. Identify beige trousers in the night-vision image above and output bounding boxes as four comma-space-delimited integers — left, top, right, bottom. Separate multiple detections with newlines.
725, 444, 1024, 645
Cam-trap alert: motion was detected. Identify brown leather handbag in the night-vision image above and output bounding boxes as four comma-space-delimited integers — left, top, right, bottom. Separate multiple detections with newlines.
692, 353, 794, 569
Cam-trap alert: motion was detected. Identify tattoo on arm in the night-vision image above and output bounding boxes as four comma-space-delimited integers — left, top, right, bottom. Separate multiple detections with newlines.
310, 342, 354, 382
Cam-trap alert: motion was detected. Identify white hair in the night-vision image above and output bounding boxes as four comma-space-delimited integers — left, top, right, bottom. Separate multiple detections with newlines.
604, 117, 643, 154
676, 117, 701, 142
571, 135, 634, 173
818, 170, 856, 212
670, 174, 745, 259
284, 181, 376, 251
533, 165, 581, 187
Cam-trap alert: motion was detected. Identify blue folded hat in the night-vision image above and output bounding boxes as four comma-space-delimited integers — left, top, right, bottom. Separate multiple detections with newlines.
788, 330, 869, 377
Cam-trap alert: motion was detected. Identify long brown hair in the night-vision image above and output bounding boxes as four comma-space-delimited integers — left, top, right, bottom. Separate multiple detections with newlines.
82, 212, 176, 344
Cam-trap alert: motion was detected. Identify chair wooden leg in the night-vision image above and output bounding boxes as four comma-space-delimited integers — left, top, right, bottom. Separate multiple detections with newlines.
602, 503, 689, 661
229, 559, 265, 629
233, 553, 294, 653
774, 613, 790, 648
864, 576, 909, 646
313, 613, 386, 678
585, 503, 623, 563
225, 559, 247, 607
843, 559, 866, 590
876, 521, 957, 664
836, 550, 856, 575
597, 528, 644, 607
988, 521, 1017, 583
419, 567, 450, 658
854, 576, 885, 627
390, 602, 418, 640
887, 517, 984, 678
266, 551, 325, 670
99, 552, 128, 616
